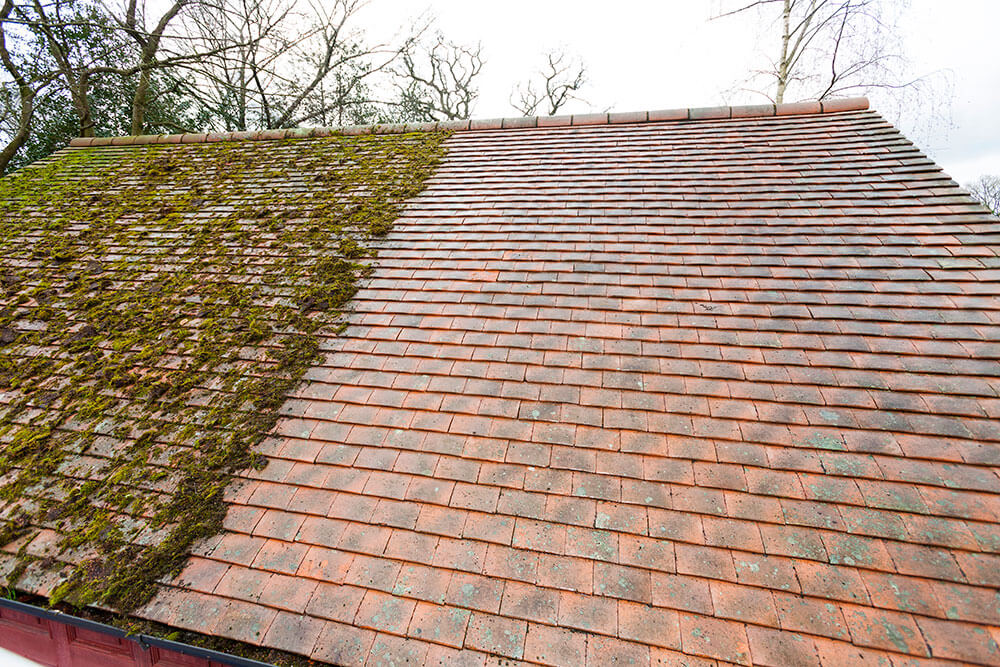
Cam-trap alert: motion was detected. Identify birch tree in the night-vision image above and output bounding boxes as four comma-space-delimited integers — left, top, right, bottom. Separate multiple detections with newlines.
717, 0, 917, 103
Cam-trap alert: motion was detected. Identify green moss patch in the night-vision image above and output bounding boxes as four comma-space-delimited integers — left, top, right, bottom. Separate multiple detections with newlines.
0, 131, 448, 612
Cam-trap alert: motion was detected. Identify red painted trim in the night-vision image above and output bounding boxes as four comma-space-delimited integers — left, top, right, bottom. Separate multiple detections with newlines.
0, 606, 206, 667
0, 602, 262, 667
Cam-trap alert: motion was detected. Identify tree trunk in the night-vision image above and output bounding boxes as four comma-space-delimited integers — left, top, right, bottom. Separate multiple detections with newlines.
131, 63, 152, 135
0, 84, 34, 173
776, 0, 792, 103
125, 1, 186, 135
58, 67, 96, 138
0, 0, 33, 172
72, 83, 95, 137
238, 61, 247, 131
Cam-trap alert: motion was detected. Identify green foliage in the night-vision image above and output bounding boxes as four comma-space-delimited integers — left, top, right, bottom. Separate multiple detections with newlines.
4, 70, 203, 175
1, 1, 206, 174
0, 130, 449, 612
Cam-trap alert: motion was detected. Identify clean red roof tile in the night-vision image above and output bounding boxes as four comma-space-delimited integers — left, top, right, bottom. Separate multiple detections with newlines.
392, 564, 451, 605
558, 590, 618, 635
257, 573, 318, 613
174, 557, 230, 594
263, 611, 325, 655
586, 635, 651, 667
841, 604, 929, 656
445, 573, 504, 614
746, 626, 820, 667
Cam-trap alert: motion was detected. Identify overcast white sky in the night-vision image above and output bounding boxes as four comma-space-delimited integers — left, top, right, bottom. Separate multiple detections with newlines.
365, 0, 998, 186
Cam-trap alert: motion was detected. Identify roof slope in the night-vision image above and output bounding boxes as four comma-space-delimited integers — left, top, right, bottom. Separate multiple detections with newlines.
0, 132, 448, 611
6, 100, 1000, 666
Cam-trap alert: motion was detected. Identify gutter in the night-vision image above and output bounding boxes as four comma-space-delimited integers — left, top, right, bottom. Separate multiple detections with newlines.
0, 597, 275, 667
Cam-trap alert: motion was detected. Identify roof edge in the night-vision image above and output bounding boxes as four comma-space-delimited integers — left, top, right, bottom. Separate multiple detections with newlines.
68, 97, 869, 148
0, 597, 273, 667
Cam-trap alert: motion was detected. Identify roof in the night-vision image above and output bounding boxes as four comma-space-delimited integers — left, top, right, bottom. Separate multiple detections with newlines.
2, 97, 1000, 666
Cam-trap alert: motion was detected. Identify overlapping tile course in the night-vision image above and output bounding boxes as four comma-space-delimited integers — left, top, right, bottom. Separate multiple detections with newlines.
24, 101, 1000, 664
141, 107, 1000, 665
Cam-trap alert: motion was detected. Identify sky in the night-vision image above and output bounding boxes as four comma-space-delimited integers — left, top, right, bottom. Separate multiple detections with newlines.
364, 0, 999, 186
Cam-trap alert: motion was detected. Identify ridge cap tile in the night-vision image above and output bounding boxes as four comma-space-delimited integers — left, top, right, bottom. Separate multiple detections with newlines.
688, 105, 732, 120
65, 97, 870, 148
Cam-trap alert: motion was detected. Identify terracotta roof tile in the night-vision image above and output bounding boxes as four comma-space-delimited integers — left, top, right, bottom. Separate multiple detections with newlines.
5, 97, 1000, 665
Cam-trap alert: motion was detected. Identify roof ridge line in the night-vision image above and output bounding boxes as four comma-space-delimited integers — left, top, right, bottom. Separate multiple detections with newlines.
68, 97, 869, 148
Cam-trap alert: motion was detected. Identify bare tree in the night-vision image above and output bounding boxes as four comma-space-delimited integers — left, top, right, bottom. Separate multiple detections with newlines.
181, 0, 415, 130
393, 31, 482, 121
271, 0, 411, 127
511, 50, 586, 117
716, 0, 919, 103
108, 0, 190, 134
967, 175, 1000, 216
173, 0, 286, 131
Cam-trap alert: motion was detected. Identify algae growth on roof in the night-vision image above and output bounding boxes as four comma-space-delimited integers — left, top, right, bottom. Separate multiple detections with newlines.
0, 131, 449, 611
